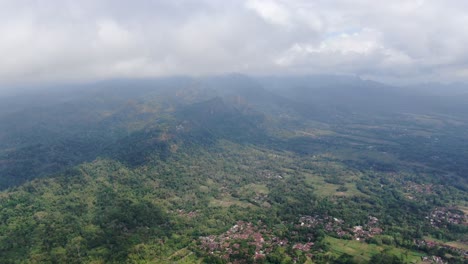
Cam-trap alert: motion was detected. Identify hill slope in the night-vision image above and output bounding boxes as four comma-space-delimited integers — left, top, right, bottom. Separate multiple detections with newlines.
0, 75, 467, 263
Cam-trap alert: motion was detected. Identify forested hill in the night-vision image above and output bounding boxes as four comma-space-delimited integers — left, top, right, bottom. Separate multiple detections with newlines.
0, 75, 467, 263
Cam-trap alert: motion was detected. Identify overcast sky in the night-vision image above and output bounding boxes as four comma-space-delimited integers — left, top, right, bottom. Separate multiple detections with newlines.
1, 0, 468, 86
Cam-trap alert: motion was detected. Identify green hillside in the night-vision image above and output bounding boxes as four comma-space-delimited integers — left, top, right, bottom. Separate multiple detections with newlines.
0, 75, 466, 263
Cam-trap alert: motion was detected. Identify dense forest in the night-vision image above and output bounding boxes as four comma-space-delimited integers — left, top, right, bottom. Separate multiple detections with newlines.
0, 75, 466, 263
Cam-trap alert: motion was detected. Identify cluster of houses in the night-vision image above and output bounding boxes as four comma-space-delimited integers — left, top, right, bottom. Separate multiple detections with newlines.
352, 225, 383, 241
404, 182, 440, 200
414, 239, 468, 259
405, 182, 435, 195
256, 169, 283, 179
420, 255, 446, 264
198, 221, 288, 261
428, 207, 466, 228
292, 242, 315, 252
298, 215, 383, 240
251, 193, 269, 206
198, 220, 319, 262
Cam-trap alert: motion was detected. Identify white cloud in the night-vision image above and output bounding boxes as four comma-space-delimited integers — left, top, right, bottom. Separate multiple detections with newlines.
0, 0, 467, 86
245, 0, 292, 27
95, 19, 132, 49
275, 28, 414, 76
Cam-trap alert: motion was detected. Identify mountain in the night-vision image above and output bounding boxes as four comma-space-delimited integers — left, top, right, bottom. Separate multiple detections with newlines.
257, 75, 468, 120
405, 82, 468, 96
0, 75, 467, 263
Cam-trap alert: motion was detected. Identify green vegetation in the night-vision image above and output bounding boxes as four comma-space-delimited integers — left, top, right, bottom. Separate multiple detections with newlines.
325, 237, 424, 263
0, 76, 467, 263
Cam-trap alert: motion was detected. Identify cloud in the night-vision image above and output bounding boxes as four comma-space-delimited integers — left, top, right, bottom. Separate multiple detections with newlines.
275, 28, 415, 77
0, 0, 467, 86
245, 0, 292, 27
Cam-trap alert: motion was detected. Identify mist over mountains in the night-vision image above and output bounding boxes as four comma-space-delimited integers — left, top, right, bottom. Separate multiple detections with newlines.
1, 74, 467, 189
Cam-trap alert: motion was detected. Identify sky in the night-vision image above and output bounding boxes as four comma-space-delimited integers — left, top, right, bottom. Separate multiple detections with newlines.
1, 0, 468, 86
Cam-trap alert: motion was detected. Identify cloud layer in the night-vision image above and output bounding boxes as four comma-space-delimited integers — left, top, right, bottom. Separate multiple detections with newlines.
1, 0, 467, 85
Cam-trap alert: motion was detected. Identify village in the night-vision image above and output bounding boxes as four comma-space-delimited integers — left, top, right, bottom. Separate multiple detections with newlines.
427, 207, 467, 228
198, 220, 289, 261
414, 239, 467, 263
297, 215, 383, 240
198, 214, 386, 262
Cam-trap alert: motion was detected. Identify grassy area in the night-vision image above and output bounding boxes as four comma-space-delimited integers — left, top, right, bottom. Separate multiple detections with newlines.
445, 241, 468, 251
238, 183, 269, 196
209, 194, 254, 208
324, 236, 425, 264
458, 205, 468, 215
303, 172, 363, 197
